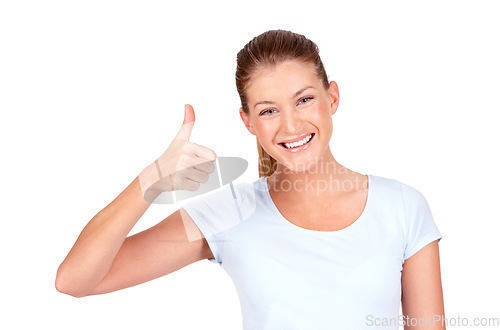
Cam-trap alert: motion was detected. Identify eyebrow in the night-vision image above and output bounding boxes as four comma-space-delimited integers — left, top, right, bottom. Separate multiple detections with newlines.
253, 86, 315, 109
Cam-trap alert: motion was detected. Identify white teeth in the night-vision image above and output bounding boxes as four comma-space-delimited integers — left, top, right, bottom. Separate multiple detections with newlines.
283, 134, 312, 149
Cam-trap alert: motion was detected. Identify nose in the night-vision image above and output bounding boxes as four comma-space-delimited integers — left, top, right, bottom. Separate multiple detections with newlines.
281, 108, 304, 135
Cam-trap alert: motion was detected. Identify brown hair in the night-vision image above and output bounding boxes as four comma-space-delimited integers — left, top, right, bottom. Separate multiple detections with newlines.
235, 29, 330, 178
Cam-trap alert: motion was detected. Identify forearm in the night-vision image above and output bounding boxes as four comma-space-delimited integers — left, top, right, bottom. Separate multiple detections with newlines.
55, 173, 157, 297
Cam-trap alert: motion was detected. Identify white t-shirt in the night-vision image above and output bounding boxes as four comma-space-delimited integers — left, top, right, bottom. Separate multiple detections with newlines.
181, 174, 443, 330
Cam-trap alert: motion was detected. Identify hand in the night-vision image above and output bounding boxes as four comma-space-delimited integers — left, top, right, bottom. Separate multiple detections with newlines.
140, 104, 217, 197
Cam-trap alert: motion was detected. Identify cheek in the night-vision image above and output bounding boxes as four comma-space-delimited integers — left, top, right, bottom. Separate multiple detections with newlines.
309, 102, 332, 122
253, 121, 277, 141
318, 101, 333, 117
315, 103, 334, 132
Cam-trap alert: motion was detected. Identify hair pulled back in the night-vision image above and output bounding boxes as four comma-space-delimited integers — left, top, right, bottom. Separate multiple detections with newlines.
235, 29, 329, 177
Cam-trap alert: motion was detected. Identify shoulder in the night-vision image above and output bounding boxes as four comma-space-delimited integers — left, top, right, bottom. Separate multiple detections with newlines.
371, 174, 435, 231
370, 174, 427, 204
369, 173, 403, 201
398, 180, 430, 211
370, 173, 401, 189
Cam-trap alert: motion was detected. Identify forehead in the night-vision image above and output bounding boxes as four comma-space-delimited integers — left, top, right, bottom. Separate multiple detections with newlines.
246, 60, 320, 100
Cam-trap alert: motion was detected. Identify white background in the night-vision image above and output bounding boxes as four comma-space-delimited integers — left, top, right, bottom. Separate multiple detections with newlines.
1, 0, 499, 329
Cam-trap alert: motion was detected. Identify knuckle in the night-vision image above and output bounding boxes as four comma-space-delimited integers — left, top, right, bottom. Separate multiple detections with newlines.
191, 182, 200, 191
179, 155, 191, 168
180, 143, 191, 154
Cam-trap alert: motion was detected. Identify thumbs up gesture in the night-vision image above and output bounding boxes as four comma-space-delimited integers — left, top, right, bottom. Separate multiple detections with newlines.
139, 104, 217, 199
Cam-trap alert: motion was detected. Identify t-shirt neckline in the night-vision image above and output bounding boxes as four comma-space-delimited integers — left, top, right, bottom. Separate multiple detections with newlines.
260, 174, 373, 234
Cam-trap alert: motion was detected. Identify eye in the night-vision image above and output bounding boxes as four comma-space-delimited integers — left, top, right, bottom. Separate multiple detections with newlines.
259, 109, 276, 116
298, 97, 313, 105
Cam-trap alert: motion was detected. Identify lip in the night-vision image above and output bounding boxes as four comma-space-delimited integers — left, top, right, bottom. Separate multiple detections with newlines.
277, 133, 315, 153
279, 133, 314, 144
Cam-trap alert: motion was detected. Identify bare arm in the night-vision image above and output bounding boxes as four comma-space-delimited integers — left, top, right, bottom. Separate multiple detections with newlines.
401, 240, 446, 329
55, 174, 214, 298
55, 175, 152, 296
84, 206, 213, 296
55, 104, 216, 298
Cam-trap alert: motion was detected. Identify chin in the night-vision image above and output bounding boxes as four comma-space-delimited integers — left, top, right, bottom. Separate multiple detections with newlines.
271, 145, 331, 175
282, 159, 321, 173
261, 131, 330, 172
269, 153, 321, 174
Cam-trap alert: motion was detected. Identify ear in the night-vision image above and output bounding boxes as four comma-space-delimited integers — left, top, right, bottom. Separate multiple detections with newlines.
328, 81, 340, 116
239, 107, 257, 135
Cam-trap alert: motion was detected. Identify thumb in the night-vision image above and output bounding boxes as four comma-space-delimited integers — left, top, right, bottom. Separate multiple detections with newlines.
175, 104, 196, 141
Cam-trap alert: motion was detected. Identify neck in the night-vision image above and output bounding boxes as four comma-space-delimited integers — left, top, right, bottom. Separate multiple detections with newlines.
267, 147, 360, 197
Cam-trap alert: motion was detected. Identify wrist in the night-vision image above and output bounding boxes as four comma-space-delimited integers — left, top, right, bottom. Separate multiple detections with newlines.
139, 162, 161, 197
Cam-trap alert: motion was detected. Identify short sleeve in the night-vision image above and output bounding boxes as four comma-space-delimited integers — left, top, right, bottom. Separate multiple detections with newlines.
400, 182, 443, 261
180, 183, 249, 265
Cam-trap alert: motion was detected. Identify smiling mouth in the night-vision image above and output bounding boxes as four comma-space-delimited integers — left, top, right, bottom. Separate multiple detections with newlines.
279, 133, 315, 149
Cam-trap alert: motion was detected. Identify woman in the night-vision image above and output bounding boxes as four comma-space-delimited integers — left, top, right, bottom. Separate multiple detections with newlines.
56, 30, 445, 329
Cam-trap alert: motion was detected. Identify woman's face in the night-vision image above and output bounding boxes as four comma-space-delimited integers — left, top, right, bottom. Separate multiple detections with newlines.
240, 60, 339, 172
